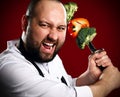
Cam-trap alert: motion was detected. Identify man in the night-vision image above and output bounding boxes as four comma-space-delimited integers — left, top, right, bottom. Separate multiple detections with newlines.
0, 0, 120, 97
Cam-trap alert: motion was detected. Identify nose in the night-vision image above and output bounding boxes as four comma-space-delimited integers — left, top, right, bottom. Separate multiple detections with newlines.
48, 28, 58, 41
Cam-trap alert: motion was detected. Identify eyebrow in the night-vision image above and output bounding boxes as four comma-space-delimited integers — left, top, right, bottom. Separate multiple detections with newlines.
58, 25, 67, 28
38, 20, 67, 27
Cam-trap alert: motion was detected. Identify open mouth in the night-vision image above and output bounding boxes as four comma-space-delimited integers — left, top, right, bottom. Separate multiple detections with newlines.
43, 42, 54, 49
41, 42, 56, 54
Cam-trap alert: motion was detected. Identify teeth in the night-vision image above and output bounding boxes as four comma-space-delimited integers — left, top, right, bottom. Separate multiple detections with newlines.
44, 42, 54, 47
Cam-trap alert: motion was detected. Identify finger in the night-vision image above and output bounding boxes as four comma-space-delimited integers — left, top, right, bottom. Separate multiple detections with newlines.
95, 50, 107, 59
96, 55, 112, 67
96, 55, 108, 63
94, 48, 105, 53
97, 60, 112, 67
88, 50, 107, 61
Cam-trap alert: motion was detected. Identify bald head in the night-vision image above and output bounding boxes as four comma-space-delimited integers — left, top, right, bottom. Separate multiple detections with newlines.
26, 0, 66, 20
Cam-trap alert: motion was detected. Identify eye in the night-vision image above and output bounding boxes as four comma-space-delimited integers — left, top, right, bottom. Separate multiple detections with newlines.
57, 26, 67, 32
39, 22, 50, 29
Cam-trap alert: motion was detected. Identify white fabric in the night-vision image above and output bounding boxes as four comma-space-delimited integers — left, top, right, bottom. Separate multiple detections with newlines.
0, 40, 93, 97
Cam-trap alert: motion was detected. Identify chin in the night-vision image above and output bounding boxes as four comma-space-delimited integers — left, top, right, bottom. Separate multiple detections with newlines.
35, 53, 57, 63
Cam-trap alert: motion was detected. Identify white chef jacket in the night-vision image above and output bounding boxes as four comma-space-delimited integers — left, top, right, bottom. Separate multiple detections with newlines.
0, 40, 93, 97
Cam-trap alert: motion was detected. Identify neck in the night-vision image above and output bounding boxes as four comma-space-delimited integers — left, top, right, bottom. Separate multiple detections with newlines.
18, 38, 33, 61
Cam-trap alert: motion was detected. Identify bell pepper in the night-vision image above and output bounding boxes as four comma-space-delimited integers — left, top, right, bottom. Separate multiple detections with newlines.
67, 18, 90, 38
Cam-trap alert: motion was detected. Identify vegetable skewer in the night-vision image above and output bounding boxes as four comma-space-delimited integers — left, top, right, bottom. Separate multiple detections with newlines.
68, 18, 105, 71
64, 2, 105, 71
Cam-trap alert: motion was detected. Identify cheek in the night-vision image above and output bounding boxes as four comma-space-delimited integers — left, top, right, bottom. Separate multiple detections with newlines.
30, 22, 47, 39
58, 32, 66, 44
62, 31, 66, 40
31, 28, 48, 42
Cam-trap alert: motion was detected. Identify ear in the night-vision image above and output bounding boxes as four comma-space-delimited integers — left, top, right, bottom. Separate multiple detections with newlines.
21, 15, 28, 32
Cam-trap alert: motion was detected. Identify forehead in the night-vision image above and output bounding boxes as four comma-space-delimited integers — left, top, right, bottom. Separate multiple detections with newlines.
34, 1, 66, 16
34, 0, 67, 24
35, 0, 62, 9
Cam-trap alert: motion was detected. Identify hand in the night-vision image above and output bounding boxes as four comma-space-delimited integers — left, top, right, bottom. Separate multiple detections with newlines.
76, 50, 113, 86
87, 50, 112, 83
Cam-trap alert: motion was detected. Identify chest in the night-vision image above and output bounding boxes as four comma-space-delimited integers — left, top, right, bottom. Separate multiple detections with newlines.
36, 62, 69, 86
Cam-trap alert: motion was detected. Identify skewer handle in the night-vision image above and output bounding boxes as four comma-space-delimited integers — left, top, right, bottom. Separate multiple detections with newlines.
88, 42, 105, 71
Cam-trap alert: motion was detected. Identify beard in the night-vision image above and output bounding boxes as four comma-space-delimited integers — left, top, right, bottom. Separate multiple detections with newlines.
26, 44, 58, 63
25, 32, 64, 63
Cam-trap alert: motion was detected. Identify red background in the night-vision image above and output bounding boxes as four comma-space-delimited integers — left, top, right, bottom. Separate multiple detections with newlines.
0, 0, 120, 96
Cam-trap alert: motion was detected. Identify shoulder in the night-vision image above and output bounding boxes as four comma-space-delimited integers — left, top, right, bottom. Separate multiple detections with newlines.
0, 41, 39, 82
0, 43, 26, 68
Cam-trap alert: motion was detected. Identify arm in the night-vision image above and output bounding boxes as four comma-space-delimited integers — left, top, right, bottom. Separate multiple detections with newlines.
90, 65, 120, 97
76, 50, 120, 97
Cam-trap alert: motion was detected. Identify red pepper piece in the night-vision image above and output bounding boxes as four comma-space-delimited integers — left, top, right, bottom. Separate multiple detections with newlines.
68, 18, 90, 38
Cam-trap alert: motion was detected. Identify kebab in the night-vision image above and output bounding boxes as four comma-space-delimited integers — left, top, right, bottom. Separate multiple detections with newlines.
64, 2, 105, 71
